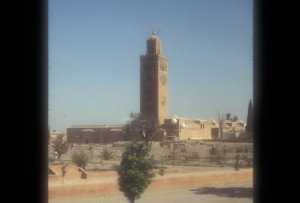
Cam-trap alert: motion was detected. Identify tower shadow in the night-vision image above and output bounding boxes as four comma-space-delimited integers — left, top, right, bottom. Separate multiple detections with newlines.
190, 186, 253, 198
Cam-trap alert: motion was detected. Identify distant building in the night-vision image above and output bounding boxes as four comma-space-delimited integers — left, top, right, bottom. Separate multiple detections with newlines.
220, 119, 246, 140
163, 117, 215, 141
67, 125, 123, 144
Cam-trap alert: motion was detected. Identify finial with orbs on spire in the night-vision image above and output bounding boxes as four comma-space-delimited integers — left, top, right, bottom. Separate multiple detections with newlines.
152, 27, 156, 36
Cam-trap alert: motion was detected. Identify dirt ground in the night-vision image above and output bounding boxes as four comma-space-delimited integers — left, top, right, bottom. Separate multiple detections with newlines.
49, 181, 253, 203
49, 141, 253, 202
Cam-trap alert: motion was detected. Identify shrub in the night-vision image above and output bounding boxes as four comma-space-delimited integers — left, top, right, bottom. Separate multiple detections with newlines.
180, 148, 187, 153
236, 147, 243, 153
209, 145, 219, 156
158, 166, 167, 176
209, 145, 227, 166
234, 153, 241, 170
71, 150, 89, 169
100, 148, 114, 160
111, 164, 120, 171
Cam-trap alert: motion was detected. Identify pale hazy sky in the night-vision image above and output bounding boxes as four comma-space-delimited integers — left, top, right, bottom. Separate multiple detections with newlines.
49, 0, 253, 132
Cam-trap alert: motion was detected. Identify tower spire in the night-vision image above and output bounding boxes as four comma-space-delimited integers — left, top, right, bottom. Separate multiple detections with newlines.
140, 30, 168, 125
152, 27, 156, 36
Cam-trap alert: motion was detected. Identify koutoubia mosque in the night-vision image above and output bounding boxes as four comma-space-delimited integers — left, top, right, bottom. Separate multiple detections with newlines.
66, 30, 246, 143
140, 30, 168, 125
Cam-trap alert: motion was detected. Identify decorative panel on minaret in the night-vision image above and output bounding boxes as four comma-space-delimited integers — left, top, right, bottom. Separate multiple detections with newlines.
140, 31, 168, 125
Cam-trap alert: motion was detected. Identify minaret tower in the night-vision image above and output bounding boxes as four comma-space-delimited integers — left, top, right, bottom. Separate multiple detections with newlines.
140, 30, 168, 125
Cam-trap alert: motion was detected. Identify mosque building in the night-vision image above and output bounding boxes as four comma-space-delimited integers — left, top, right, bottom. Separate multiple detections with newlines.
67, 31, 245, 143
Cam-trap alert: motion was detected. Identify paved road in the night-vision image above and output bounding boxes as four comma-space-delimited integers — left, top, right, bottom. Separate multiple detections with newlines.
49, 181, 253, 203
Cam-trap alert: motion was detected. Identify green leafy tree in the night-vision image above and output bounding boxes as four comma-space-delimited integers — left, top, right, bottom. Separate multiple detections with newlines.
225, 113, 231, 120
123, 112, 161, 143
53, 134, 69, 158
232, 115, 239, 122
226, 113, 239, 122
117, 142, 155, 203
246, 99, 253, 133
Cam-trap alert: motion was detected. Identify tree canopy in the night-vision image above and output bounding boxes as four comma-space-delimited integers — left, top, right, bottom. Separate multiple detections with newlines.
52, 134, 69, 156
117, 142, 155, 203
246, 99, 253, 133
122, 112, 161, 143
